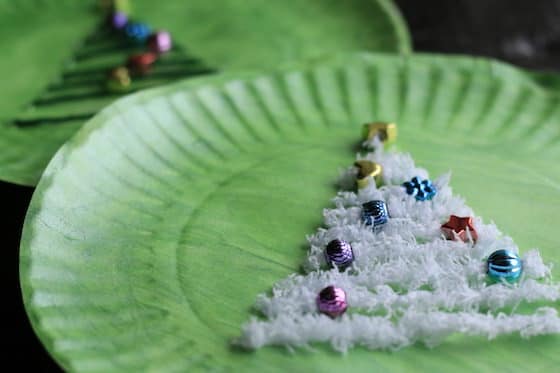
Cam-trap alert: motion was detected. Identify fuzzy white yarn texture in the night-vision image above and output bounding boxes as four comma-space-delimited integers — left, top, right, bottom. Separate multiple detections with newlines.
238, 143, 560, 352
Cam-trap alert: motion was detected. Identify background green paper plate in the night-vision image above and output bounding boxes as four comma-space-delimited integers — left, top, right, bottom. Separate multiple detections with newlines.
21, 53, 560, 372
0, 0, 410, 186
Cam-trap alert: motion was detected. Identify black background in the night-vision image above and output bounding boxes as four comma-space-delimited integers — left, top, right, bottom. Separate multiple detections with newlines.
5, 1, 560, 371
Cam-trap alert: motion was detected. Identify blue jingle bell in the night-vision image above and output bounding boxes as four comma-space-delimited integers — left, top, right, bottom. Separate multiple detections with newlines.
487, 249, 523, 283
124, 22, 151, 44
402, 176, 436, 201
361, 200, 389, 229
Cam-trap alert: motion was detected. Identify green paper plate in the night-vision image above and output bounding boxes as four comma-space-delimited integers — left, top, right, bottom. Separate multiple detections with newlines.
0, 0, 410, 186
532, 70, 560, 91
131, 0, 411, 70
21, 53, 560, 372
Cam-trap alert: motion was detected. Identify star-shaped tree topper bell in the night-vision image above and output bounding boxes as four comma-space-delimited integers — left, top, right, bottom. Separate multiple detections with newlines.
441, 215, 478, 243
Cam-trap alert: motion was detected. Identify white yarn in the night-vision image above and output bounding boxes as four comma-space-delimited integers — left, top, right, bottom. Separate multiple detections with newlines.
238, 145, 560, 351
241, 308, 560, 352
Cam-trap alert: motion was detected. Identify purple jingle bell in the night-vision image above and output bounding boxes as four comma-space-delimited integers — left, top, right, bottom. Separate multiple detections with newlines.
111, 11, 128, 30
325, 239, 354, 270
317, 286, 347, 318
148, 30, 172, 53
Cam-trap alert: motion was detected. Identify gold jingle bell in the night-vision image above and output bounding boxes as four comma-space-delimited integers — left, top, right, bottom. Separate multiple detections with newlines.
114, 0, 132, 13
354, 160, 382, 189
106, 66, 131, 93
97, 0, 114, 11
362, 122, 397, 145
98, 0, 131, 13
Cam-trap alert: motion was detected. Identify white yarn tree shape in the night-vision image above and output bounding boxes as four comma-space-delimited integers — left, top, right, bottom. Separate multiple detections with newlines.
238, 138, 560, 351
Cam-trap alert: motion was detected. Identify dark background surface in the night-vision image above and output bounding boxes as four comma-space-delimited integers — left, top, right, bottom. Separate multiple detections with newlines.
398, 0, 560, 72
5, 1, 560, 371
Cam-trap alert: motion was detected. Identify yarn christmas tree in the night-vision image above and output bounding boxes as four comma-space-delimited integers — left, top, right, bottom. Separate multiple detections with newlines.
238, 124, 560, 351
12, 9, 212, 127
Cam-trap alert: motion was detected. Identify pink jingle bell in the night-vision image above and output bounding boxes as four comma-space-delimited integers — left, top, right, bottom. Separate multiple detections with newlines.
148, 31, 172, 54
317, 285, 347, 318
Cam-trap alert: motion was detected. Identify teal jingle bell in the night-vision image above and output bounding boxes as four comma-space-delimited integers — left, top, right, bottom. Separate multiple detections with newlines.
487, 249, 522, 283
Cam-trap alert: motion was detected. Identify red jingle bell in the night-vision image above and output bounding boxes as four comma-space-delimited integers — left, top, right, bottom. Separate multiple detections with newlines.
126, 52, 158, 75
441, 215, 478, 243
